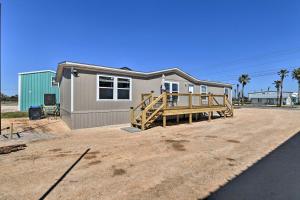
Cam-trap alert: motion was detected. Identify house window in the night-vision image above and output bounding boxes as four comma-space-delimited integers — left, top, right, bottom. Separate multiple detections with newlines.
188, 84, 194, 93
97, 75, 131, 100
200, 85, 208, 100
99, 76, 114, 99
224, 88, 229, 96
117, 78, 130, 99
51, 77, 58, 87
164, 81, 179, 103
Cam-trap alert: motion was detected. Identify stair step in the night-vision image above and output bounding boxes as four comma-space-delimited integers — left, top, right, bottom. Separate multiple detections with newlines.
132, 122, 142, 127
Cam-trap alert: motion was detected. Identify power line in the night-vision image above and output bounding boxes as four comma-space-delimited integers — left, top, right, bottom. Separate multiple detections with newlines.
218, 67, 294, 82
205, 46, 300, 68
205, 56, 300, 76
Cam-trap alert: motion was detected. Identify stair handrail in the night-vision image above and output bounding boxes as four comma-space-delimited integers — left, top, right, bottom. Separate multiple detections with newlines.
141, 92, 166, 130
130, 93, 153, 124
225, 95, 234, 115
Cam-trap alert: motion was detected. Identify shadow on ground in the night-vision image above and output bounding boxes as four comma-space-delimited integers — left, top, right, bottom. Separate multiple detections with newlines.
202, 131, 300, 200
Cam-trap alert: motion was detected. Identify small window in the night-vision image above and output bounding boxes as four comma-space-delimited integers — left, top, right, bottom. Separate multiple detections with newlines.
99, 76, 114, 99
188, 84, 194, 93
164, 82, 170, 92
51, 77, 58, 87
172, 83, 179, 93
224, 88, 229, 96
117, 78, 130, 100
200, 85, 208, 101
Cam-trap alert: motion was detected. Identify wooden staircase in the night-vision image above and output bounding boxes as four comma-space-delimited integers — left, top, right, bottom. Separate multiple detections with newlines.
212, 96, 234, 117
131, 92, 166, 130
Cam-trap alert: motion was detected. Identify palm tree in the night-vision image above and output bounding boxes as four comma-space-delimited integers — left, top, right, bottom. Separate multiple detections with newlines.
238, 74, 251, 105
236, 84, 240, 105
273, 80, 281, 106
292, 67, 300, 104
278, 69, 289, 106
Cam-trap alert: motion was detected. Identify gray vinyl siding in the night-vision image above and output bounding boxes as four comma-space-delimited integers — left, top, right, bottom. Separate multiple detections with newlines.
60, 69, 232, 129
60, 108, 72, 128
60, 68, 71, 112
71, 110, 129, 129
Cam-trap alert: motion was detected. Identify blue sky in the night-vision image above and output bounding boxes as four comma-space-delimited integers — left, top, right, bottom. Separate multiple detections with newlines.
1, 0, 300, 95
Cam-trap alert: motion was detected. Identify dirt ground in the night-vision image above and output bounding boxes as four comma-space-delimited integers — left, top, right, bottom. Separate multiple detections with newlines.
1, 117, 70, 146
0, 108, 299, 200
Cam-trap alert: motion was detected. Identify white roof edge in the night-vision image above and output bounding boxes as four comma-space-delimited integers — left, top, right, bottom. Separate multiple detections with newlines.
19, 70, 56, 75
58, 61, 233, 87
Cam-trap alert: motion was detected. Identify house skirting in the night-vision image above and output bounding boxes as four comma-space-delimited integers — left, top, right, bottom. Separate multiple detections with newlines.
61, 109, 130, 129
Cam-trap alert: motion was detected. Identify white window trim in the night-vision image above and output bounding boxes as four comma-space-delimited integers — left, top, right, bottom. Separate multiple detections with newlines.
188, 84, 194, 93
96, 74, 132, 101
165, 80, 180, 102
164, 81, 180, 93
200, 85, 208, 102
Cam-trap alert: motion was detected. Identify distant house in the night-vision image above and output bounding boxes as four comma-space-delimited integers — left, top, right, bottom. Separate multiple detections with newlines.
248, 91, 298, 105
56, 61, 233, 129
18, 70, 60, 111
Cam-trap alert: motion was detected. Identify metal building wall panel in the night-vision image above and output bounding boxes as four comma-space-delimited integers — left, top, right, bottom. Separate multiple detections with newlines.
19, 71, 60, 111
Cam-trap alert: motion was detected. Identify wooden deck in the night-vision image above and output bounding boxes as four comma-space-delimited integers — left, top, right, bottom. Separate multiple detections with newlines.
131, 91, 233, 130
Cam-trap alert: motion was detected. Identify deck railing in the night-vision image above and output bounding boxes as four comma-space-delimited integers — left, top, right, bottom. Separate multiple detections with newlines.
130, 91, 232, 130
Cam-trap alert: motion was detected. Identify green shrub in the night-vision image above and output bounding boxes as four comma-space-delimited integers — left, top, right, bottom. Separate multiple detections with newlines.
1, 112, 28, 118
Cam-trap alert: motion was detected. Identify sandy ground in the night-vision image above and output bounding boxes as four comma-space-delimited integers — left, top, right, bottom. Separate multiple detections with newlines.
1, 118, 70, 145
0, 108, 299, 200
1, 105, 18, 113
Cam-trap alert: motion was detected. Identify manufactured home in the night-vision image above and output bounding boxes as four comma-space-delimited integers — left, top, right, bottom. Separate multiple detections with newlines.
249, 91, 298, 105
18, 70, 60, 111
56, 62, 233, 129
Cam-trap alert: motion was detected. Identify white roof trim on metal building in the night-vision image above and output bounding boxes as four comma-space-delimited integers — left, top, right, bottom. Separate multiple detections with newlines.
18, 70, 56, 75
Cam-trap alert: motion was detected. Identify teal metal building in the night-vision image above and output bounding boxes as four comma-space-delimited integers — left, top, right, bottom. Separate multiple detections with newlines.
18, 70, 60, 111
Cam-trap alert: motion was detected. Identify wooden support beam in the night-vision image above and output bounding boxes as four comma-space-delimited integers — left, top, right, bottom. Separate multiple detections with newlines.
189, 113, 192, 124
141, 109, 146, 130
130, 107, 134, 126
223, 111, 226, 119
10, 123, 13, 139
163, 116, 166, 127
177, 115, 180, 123
208, 112, 211, 121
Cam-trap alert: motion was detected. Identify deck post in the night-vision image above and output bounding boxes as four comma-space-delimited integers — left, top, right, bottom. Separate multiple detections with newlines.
189, 113, 192, 124
208, 112, 211, 121
208, 93, 211, 107
223, 94, 226, 106
189, 92, 192, 109
199, 94, 202, 106
163, 92, 167, 109
163, 116, 166, 127
141, 109, 146, 130
130, 107, 134, 126
10, 123, 13, 139
195, 113, 198, 121
223, 111, 226, 119
177, 115, 180, 124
